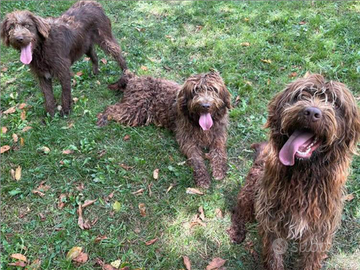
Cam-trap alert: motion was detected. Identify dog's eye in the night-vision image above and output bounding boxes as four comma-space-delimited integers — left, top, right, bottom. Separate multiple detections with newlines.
9, 24, 15, 30
24, 24, 31, 29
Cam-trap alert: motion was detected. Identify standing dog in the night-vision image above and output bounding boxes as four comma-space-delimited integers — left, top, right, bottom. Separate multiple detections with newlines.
229, 74, 360, 269
1, 1, 127, 116
97, 71, 231, 188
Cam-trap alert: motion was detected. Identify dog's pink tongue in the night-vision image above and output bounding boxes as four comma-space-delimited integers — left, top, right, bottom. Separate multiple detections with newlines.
20, 43, 32, 64
199, 113, 213, 131
279, 130, 314, 166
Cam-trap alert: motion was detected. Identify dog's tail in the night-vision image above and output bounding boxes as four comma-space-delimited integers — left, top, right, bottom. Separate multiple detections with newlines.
108, 70, 135, 91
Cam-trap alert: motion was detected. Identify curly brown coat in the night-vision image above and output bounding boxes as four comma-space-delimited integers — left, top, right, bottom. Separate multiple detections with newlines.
98, 71, 231, 188
1, 1, 127, 116
229, 74, 360, 270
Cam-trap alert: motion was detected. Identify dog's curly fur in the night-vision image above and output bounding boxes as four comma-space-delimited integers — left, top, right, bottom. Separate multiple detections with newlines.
1, 1, 127, 116
97, 71, 231, 188
229, 74, 360, 269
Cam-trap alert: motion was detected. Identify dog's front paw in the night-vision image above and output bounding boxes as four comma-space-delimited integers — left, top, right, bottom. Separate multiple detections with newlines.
227, 225, 247, 244
194, 171, 211, 189
212, 167, 226, 180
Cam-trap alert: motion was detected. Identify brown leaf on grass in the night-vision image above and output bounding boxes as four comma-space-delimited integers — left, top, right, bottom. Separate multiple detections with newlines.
153, 168, 159, 180
10, 169, 16, 180
299, 21, 306, 25
138, 203, 146, 217
215, 208, 223, 219
72, 97, 79, 103
37, 181, 50, 192
27, 258, 41, 269
98, 149, 107, 157
123, 134, 130, 141
103, 265, 117, 270
148, 182, 153, 197
100, 58, 107, 65
38, 213, 46, 221
132, 188, 144, 195
8, 261, 27, 267
190, 219, 206, 228
58, 194, 67, 209
73, 252, 88, 264
206, 257, 227, 270
183, 256, 191, 270
10, 253, 27, 262
82, 199, 97, 208
32, 190, 45, 197
288, 72, 298, 78
198, 206, 205, 221
78, 205, 85, 229
3, 106, 16, 114
166, 184, 174, 194
22, 126, 32, 132
20, 110, 26, 120
5, 78, 16, 85
145, 238, 158, 246
38, 146, 50, 154
261, 59, 272, 64
96, 80, 101, 86
2, 127, 8, 133
76, 182, 85, 191
62, 149, 74, 155
15, 166, 21, 181
240, 42, 250, 47
119, 163, 134, 170
12, 133, 18, 143
84, 57, 90, 61
140, 66, 148, 71
66, 246, 82, 260
1, 67, 8, 72
343, 193, 355, 202
244, 17, 249, 22
94, 235, 108, 243
186, 188, 204, 195
20, 137, 24, 146
1, 145, 11, 153
135, 27, 145, 32
76, 71, 83, 76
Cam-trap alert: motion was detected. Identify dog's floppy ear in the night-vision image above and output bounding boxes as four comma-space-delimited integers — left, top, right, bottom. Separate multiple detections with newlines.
220, 85, 231, 109
177, 81, 192, 114
29, 12, 50, 39
1, 16, 11, 46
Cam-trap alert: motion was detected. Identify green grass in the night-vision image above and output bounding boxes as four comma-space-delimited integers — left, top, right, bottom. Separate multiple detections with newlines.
1, 1, 360, 269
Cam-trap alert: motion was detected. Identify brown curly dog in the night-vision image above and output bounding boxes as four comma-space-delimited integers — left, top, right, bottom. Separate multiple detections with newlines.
229, 74, 360, 270
97, 71, 231, 188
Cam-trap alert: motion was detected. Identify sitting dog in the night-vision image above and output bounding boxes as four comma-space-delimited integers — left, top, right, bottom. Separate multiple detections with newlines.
229, 74, 360, 269
97, 71, 231, 188
1, 1, 127, 116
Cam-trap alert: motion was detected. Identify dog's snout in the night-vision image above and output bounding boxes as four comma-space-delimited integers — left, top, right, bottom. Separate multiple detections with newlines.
15, 36, 24, 43
201, 103, 211, 109
304, 107, 322, 122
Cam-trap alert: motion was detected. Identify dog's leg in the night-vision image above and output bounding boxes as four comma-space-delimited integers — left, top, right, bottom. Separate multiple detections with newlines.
261, 230, 285, 270
38, 76, 56, 116
181, 144, 211, 188
298, 237, 331, 270
86, 45, 99, 75
58, 69, 72, 115
209, 137, 227, 180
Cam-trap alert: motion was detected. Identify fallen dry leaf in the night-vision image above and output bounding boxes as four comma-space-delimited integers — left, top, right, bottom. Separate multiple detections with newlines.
186, 188, 204, 195
22, 126, 32, 132
3, 106, 16, 114
76, 71, 83, 76
10, 169, 16, 180
58, 193, 67, 209
38, 146, 50, 154
343, 193, 355, 202
20, 137, 24, 146
240, 42, 250, 47
166, 184, 174, 194
119, 163, 134, 170
2, 127, 8, 133
140, 66, 148, 71
95, 235, 108, 243
1, 145, 11, 154
82, 199, 97, 208
72, 97, 79, 103
12, 133, 18, 143
5, 78, 16, 85
66, 246, 82, 261
138, 203, 146, 217
103, 264, 117, 270
38, 213, 46, 221
96, 80, 101, 85
101, 58, 107, 65
261, 59, 272, 64
76, 182, 85, 191
77, 205, 85, 229
18, 103, 27, 110
132, 188, 144, 195
8, 261, 27, 267
113, 201, 121, 212
244, 17, 249, 22
215, 208, 223, 219
299, 21, 306, 25
10, 253, 27, 262
183, 256, 191, 270
73, 252, 88, 264
110, 259, 121, 268
32, 190, 45, 197
145, 238, 158, 246
27, 258, 41, 269
148, 182, 153, 197
37, 181, 51, 192
62, 149, 74, 155
206, 257, 226, 270
84, 57, 90, 61
288, 72, 298, 78
153, 168, 159, 180
20, 110, 26, 120
198, 206, 205, 221
1, 67, 8, 72
123, 134, 130, 141
15, 166, 21, 181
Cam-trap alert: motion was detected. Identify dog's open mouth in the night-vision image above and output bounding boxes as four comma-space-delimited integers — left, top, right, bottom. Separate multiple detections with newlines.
199, 113, 213, 131
20, 43, 32, 64
279, 129, 320, 166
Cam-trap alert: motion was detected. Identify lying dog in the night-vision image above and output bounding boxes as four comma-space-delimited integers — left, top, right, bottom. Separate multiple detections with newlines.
1, 1, 127, 116
97, 71, 231, 188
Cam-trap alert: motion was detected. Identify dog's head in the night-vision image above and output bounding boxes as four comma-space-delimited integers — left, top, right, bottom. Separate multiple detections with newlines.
177, 72, 231, 131
266, 73, 360, 166
1, 10, 50, 64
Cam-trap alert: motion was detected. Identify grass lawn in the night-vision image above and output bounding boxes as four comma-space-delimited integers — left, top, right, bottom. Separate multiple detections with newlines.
1, 1, 360, 269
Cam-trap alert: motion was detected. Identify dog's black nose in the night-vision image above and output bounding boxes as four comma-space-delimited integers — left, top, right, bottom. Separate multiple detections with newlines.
201, 103, 211, 109
304, 107, 322, 122
15, 36, 24, 43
